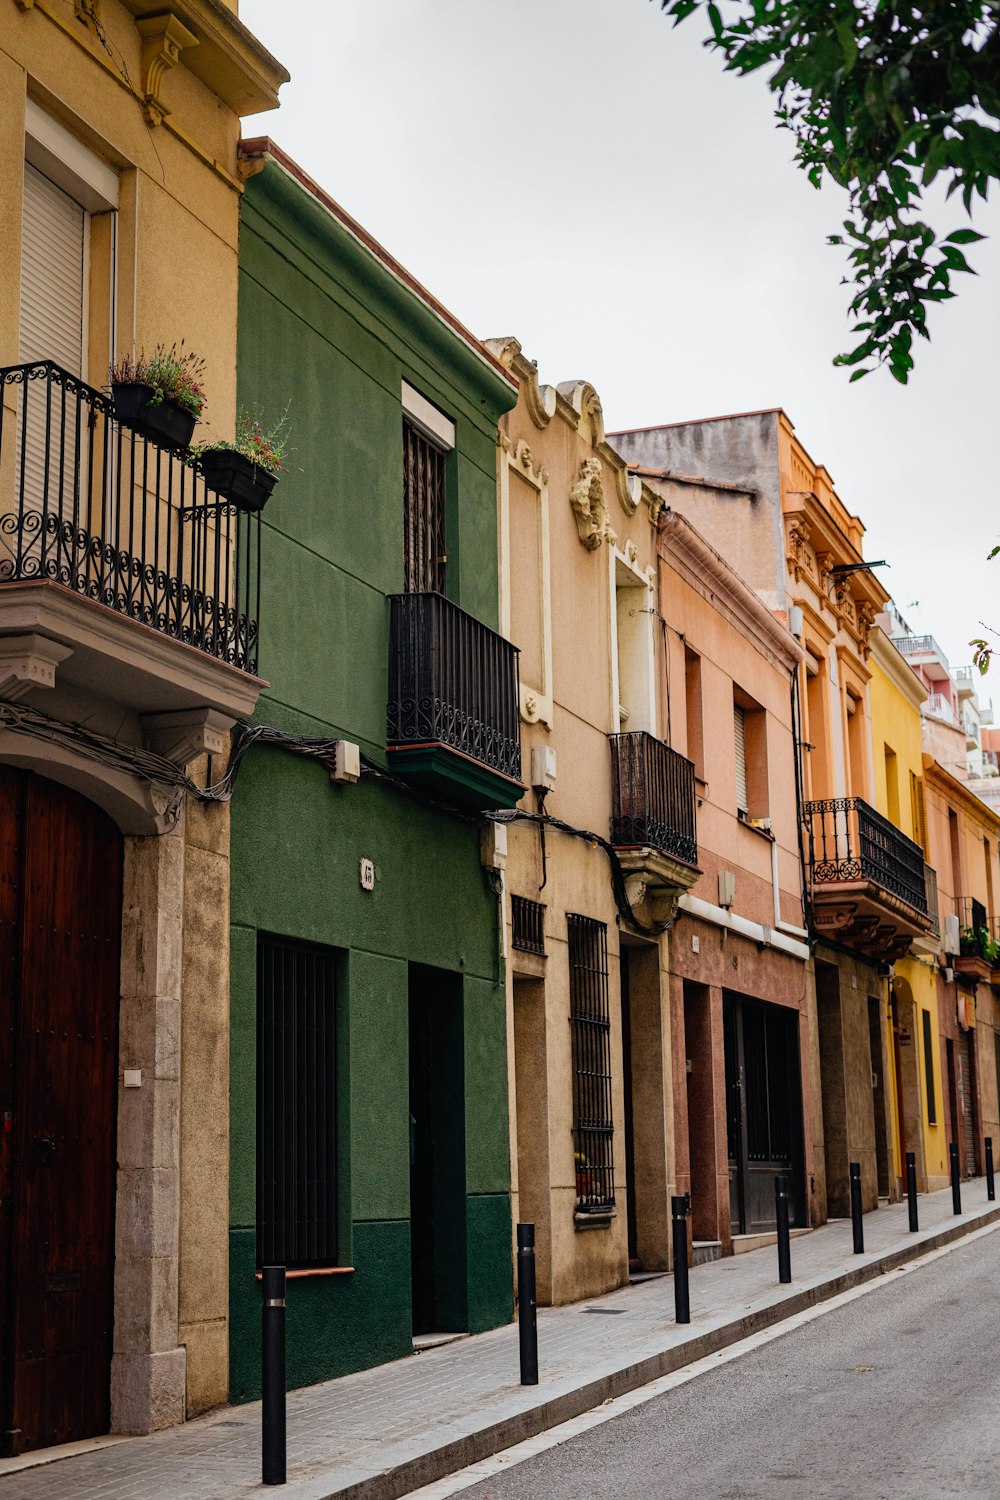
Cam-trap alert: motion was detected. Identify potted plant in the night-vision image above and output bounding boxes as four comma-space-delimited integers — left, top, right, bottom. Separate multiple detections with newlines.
110, 342, 206, 449
196, 408, 289, 512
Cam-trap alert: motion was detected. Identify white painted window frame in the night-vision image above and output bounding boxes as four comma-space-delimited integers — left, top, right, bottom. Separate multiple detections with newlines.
609, 544, 656, 736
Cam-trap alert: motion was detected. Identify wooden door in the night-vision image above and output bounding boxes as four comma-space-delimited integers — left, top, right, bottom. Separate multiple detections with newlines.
0, 767, 122, 1456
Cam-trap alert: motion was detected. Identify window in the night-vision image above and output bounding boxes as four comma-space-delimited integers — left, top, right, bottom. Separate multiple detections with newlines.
684, 647, 704, 779
734, 703, 748, 816
884, 746, 900, 827
910, 772, 928, 854
568, 914, 614, 1213
257, 935, 338, 1269
734, 688, 769, 821
511, 895, 545, 956
921, 1009, 937, 1126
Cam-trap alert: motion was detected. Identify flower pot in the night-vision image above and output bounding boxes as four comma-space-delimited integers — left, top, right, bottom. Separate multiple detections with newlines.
199, 448, 278, 512
112, 382, 197, 449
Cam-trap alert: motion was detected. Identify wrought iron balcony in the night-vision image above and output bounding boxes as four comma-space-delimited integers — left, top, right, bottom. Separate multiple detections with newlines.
609, 731, 699, 925
803, 797, 933, 957
386, 591, 523, 809
0, 361, 261, 678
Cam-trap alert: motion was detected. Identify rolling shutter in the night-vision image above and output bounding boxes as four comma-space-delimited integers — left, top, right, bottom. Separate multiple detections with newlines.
19, 163, 85, 371
16, 164, 86, 524
734, 703, 748, 814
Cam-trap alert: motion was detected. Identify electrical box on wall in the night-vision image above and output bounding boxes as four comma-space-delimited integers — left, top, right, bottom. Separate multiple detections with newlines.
330, 740, 361, 783
718, 871, 736, 909
480, 822, 507, 872
530, 745, 557, 793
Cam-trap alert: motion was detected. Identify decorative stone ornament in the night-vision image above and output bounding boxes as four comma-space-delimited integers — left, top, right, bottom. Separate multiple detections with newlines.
136, 11, 198, 126
569, 457, 614, 551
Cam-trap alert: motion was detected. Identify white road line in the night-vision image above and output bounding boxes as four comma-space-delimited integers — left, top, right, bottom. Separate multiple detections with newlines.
402, 1219, 1000, 1498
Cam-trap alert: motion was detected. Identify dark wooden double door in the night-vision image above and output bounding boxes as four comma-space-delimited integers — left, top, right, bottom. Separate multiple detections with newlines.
724, 993, 806, 1234
0, 768, 122, 1455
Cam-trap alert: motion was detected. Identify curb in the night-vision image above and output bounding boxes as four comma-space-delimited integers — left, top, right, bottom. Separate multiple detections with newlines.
324, 1202, 1000, 1500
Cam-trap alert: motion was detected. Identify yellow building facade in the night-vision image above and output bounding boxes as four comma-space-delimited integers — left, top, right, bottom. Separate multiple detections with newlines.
869, 627, 948, 1193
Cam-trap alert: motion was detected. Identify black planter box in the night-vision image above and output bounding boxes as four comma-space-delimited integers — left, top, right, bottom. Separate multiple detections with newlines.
112, 382, 197, 449
199, 448, 278, 512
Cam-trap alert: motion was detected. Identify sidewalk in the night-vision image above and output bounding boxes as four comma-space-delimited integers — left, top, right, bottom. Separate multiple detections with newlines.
5, 1180, 998, 1500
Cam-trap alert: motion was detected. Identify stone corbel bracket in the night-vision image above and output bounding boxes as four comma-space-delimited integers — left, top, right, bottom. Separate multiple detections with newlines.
141, 706, 231, 770
136, 11, 198, 126
0, 634, 73, 701
569, 457, 615, 551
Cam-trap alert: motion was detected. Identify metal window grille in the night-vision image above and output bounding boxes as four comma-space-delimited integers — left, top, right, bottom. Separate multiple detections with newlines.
257, 934, 338, 1269
403, 417, 446, 594
568, 914, 614, 1213
511, 896, 545, 955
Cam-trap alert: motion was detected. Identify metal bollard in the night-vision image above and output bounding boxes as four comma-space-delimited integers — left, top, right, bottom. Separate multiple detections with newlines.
950, 1141, 962, 1215
849, 1162, 864, 1254
261, 1265, 286, 1486
775, 1174, 792, 1284
906, 1151, 918, 1232
516, 1222, 538, 1386
987, 1137, 996, 1202
672, 1195, 690, 1324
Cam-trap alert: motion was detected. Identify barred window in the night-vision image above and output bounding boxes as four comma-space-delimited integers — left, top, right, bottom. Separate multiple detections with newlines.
568, 914, 614, 1212
257, 934, 338, 1269
511, 895, 545, 955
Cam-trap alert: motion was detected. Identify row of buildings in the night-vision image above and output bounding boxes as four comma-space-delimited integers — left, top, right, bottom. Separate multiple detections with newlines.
1, 0, 997, 1459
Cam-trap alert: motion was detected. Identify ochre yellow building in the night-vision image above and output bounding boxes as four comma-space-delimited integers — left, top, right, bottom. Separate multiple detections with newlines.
869, 626, 948, 1192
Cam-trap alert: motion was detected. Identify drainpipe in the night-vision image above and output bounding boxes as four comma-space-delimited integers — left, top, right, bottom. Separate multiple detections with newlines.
772, 835, 809, 942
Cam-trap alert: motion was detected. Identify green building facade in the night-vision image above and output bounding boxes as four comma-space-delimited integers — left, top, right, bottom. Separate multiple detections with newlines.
228, 144, 521, 1401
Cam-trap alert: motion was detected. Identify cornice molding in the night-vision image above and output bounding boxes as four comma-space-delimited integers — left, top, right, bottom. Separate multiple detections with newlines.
659, 510, 804, 671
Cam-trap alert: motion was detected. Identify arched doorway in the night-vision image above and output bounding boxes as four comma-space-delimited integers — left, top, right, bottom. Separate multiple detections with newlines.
0, 766, 123, 1455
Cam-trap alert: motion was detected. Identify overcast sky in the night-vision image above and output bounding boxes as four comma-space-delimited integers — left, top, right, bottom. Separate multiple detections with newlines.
241, 0, 1000, 704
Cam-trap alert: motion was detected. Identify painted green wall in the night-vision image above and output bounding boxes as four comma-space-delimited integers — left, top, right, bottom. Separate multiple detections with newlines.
229, 159, 517, 1400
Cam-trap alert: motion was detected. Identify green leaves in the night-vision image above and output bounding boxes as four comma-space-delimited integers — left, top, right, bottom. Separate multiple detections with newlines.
656, 0, 998, 381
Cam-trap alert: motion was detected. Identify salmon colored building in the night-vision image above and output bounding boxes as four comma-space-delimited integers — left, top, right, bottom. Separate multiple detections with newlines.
611, 410, 937, 1222
657, 507, 814, 1252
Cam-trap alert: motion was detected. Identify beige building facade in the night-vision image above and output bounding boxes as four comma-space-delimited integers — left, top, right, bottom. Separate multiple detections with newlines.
0, 0, 284, 1454
487, 339, 699, 1303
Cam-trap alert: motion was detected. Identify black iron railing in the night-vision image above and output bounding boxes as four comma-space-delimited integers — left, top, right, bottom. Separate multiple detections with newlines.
609, 731, 698, 868
387, 591, 521, 782
803, 797, 928, 915
511, 895, 545, 955
957, 896, 996, 961
0, 361, 261, 674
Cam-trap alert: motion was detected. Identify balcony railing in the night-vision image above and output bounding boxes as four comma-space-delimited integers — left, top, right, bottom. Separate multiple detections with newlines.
386, 591, 521, 782
803, 797, 928, 916
893, 633, 949, 667
0, 361, 261, 674
609, 731, 698, 868
924, 693, 957, 726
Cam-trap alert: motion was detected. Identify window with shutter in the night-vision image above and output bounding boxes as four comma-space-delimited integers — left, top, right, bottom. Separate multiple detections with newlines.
734, 703, 748, 815
16, 165, 86, 526
19, 163, 85, 372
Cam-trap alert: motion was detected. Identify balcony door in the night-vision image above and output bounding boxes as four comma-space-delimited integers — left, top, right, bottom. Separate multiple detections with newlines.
403, 416, 446, 595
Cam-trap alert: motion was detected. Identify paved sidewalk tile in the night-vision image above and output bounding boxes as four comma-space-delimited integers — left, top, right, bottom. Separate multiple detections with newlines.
4, 1180, 997, 1500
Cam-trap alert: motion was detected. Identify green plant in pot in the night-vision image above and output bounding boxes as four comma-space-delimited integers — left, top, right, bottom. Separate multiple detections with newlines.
110, 342, 206, 448
196, 407, 289, 512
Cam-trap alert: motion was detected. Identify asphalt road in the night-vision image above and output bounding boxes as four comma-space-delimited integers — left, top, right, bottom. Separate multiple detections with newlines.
456, 1228, 1000, 1500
